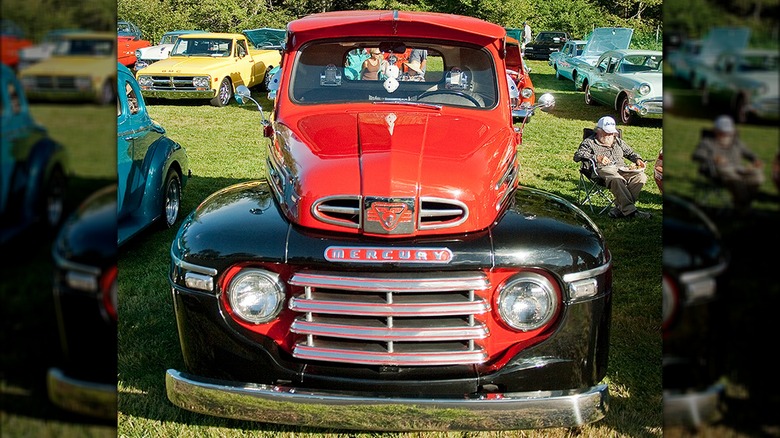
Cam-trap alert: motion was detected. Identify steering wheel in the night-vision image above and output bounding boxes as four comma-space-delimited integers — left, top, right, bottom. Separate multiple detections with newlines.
417, 90, 481, 107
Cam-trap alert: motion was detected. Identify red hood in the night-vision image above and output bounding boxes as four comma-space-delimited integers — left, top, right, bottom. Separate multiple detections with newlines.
270, 108, 518, 236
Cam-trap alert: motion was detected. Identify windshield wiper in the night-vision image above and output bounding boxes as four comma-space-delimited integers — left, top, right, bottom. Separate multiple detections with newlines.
375, 100, 442, 110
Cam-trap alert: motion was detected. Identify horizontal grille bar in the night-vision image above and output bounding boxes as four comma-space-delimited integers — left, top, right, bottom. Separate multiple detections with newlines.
294, 341, 488, 366
289, 271, 488, 292
290, 317, 488, 341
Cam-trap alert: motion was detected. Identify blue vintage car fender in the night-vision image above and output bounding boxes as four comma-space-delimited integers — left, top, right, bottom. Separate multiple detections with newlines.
21, 136, 68, 218
136, 127, 188, 223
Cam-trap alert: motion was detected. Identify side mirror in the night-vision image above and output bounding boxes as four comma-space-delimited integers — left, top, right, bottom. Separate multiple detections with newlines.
536, 93, 555, 111
235, 84, 251, 104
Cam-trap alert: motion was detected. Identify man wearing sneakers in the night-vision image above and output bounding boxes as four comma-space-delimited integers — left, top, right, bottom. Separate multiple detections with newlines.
574, 116, 651, 219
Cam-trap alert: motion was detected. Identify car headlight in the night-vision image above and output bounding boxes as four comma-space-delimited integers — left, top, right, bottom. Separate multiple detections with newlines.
192, 76, 210, 88
521, 87, 533, 99
226, 269, 285, 324
75, 76, 92, 90
135, 49, 142, 58
497, 272, 558, 331
638, 83, 651, 96
20, 76, 36, 88
137, 76, 153, 87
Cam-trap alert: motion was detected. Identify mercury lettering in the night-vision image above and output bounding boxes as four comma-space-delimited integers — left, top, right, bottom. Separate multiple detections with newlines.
325, 247, 453, 263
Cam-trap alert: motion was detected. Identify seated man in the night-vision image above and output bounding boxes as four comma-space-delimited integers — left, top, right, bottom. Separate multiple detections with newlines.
574, 116, 650, 219
692, 114, 764, 212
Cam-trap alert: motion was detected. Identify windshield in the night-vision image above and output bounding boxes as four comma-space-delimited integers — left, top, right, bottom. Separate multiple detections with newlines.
289, 41, 498, 109
619, 54, 663, 73
160, 34, 178, 45
54, 38, 114, 56
535, 33, 566, 43
171, 38, 233, 57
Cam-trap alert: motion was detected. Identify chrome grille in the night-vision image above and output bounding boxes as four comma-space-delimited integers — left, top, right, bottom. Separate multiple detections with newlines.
146, 76, 198, 91
288, 271, 490, 366
311, 196, 469, 231
27, 76, 76, 91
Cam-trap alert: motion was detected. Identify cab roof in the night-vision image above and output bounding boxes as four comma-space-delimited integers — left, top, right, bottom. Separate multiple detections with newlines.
286, 10, 505, 48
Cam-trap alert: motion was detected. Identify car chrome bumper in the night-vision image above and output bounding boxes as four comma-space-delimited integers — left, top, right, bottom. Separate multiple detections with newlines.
663, 383, 724, 427
629, 100, 663, 118
139, 89, 216, 99
166, 368, 609, 430
47, 367, 117, 420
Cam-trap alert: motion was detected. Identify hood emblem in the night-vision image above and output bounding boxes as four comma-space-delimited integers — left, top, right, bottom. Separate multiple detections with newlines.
364, 197, 414, 234
385, 113, 397, 135
325, 246, 453, 264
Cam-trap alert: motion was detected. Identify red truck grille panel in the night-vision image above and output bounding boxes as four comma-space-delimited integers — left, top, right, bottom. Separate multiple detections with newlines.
288, 271, 490, 366
312, 197, 468, 232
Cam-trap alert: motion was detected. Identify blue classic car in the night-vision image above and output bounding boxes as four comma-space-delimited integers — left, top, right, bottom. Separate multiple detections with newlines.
582, 49, 663, 124
1, 63, 68, 246
550, 39, 586, 75
552, 28, 633, 91
117, 62, 189, 245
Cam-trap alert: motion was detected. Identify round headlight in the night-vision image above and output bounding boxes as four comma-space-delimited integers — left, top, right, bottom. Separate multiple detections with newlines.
497, 273, 558, 331
227, 269, 285, 324
192, 76, 210, 88
521, 87, 533, 99
138, 76, 153, 87
135, 49, 142, 58
638, 83, 651, 96
75, 76, 92, 90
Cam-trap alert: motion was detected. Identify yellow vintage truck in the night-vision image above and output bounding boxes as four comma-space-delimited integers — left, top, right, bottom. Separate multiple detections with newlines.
135, 29, 283, 107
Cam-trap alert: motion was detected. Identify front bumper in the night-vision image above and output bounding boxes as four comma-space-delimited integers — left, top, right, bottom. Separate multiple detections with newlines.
166, 368, 608, 430
663, 383, 724, 427
47, 367, 117, 420
139, 88, 216, 99
748, 97, 779, 121
629, 98, 663, 118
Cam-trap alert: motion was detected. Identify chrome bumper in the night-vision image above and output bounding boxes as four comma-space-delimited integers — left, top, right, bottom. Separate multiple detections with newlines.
166, 368, 609, 430
663, 383, 724, 427
47, 367, 117, 420
139, 89, 215, 99
629, 99, 663, 118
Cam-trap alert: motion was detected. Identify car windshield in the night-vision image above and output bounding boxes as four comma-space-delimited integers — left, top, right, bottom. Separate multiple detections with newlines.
171, 38, 232, 57
160, 34, 178, 45
619, 54, 663, 73
289, 41, 498, 109
54, 38, 114, 56
536, 33, 565, 43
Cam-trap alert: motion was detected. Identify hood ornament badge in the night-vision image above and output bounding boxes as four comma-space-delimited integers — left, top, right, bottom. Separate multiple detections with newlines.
385, 113, 397, 135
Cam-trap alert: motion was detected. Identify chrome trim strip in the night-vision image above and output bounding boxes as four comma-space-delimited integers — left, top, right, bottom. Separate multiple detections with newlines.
47, 367, 117, 420
288, 298, 489, 316
289, 271, 489, 292
290, 319, 488, 341
171, 251, 218, 276
52, 251, 102, 276
418, 197, 469, 230
292, 344, 487, 365
311, 195, 362, 229
679, 261, 728, 285
166, 369, 609, 430
561, 260, 612, 284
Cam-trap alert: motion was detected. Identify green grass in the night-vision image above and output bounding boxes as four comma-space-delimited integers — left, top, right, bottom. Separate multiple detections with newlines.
116, 61, 663, 437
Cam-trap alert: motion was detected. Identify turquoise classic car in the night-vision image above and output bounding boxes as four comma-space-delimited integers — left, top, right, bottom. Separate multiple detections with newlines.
117, 62, 190, 245
553, 28, 633, 91
1, 63, 68, 246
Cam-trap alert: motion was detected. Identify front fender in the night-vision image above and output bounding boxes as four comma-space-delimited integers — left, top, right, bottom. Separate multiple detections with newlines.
23, 137, 68, 218
140, 136, 188, 221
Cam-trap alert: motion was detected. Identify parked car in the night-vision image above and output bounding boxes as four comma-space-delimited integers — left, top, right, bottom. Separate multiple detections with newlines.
549, 39, 586, 76
18, 32, 116, 105
663, 194, 728, 428
505, 34, 535, 120
698, 48, 779, 123
118, 35, 151, 68
164, 10, 612, 431
1, 63, 68, 246
135, 30, 281, 107
523, 31, 571, 61
117, 63, 189, 245
47, 184, 117, 420
17, 29, 86, 71
553, 27, 633, 90
134, 29, 207, 71
117, 20, 143, 40
0, 19, 33, 70
669, 27, 750, 86
582, 49, 663, 124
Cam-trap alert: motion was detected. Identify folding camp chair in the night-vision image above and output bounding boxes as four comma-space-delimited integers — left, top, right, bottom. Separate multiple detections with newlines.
692, 128, 731, 207
575, 127, 619, 214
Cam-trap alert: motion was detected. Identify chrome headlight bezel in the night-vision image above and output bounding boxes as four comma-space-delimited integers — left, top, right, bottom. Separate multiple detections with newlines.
137, 75, 153, 87
192, 76, 210, 88
497, 272, 559, 331
638, 83, 651, 96
226, 269, 285, 324
521, 87, 533, 99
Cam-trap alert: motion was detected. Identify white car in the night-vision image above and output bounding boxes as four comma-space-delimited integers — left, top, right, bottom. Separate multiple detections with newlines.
583, 49, 663, 124
17, 29, 85, 71
134, 29, 206, 71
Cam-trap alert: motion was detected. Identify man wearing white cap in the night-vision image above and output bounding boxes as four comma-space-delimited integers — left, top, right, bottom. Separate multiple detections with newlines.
574, 115, 650, 218
692, 114, 765, 212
